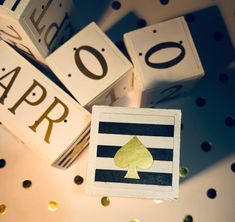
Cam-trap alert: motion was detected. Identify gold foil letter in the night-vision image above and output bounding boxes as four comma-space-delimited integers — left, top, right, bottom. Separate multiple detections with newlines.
0, 67, 21, 105
8, 79, 47, 114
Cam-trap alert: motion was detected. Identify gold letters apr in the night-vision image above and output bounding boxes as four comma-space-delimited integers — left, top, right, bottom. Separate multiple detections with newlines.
1, 66, 69, 144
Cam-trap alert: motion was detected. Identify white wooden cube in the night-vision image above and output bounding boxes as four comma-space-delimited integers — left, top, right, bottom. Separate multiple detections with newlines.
0, 41, 90, 169
87, 106, 181, 200
0, 0, 75, 64
124, 16, 204, 107
46, 22, 133, 111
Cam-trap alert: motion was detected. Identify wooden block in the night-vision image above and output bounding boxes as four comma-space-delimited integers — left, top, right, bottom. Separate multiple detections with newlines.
124, 16, 204, 107
46, 22, 133, 111
87, 105, 181, 200
0, 0, 75, 64
0, 41, 90, 169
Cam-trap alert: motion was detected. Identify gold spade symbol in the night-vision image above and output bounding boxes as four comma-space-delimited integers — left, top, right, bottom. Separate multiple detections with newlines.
114, 136, 153, 179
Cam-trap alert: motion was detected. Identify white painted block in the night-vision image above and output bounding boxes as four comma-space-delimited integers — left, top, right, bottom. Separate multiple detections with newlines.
0, 0, 75, 64
87, 105, 181, 200
124, 16, 204, 107
0, 41, 90, 169
46, 22, 133, 110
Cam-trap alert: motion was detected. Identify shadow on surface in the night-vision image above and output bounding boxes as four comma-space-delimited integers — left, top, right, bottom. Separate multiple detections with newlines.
72, 0, 112, 31
106, 11, 144, 58
156, 6, 235, 182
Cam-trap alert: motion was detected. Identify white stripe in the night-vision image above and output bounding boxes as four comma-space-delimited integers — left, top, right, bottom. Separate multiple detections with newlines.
95, 157, 172, 173
99, 112, 175, 125
94, 181, 172, 192
97, 134, 173, 149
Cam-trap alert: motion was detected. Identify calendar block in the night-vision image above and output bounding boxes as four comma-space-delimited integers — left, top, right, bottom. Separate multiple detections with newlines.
124, 16, 204, 107
87, 106, 181, 200
46, 22, 133, 111
0, 0, 75, 64
0, 41, 90, 169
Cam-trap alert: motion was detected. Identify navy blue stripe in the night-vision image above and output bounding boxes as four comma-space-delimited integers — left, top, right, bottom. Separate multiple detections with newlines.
98, 122, 174, 137
11, 0, 21, 11
95, 169, 172, 186
0, 0, 6, 5
97, 145, 173, 161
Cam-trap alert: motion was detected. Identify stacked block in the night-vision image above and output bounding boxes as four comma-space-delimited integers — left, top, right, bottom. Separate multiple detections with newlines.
0, 0, 75, 64
124, 17, 204, 107
46, 22, 133, 111
87, 106, 181, 200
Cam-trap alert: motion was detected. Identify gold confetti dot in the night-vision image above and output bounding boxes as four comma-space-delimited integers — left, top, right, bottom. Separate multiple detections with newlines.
130, 219, 140, 222
153, 199, 163, 204
0, 204, 7, 216
180, 167, 189, 178
101, 196, 110, 207
48, 201, 58, 212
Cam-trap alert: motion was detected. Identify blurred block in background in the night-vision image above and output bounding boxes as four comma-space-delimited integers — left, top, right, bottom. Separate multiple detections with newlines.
0, 0, 75, 64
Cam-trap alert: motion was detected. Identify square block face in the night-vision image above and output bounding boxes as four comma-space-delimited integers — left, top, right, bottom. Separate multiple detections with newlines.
0, 41, 90, 166
22, 0, 74, 56
124, 17, 204, 90
46, 22, 133, 107
87, 106, 181, 200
